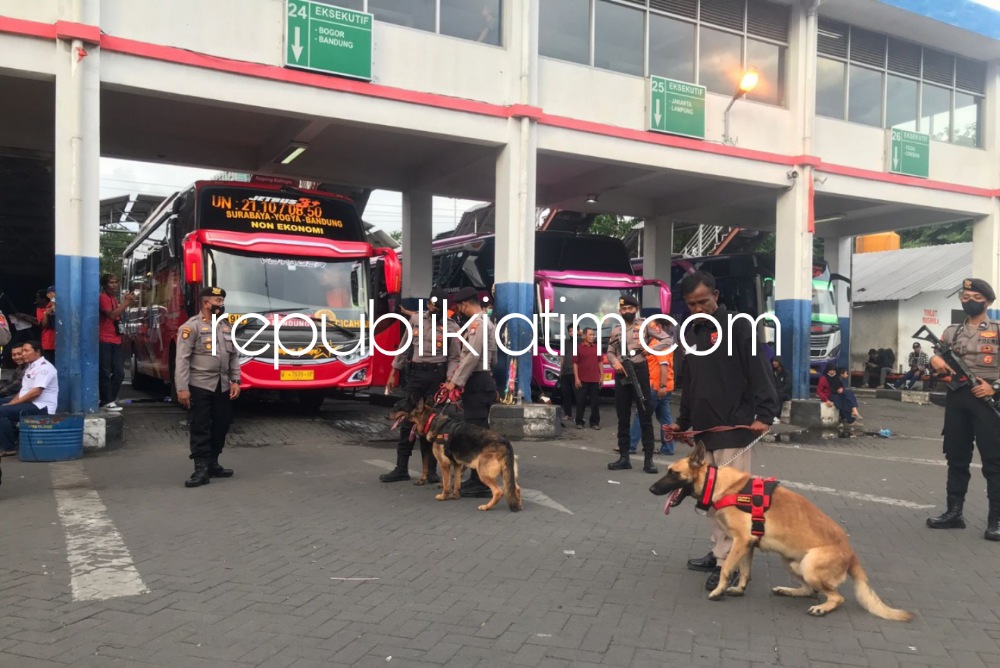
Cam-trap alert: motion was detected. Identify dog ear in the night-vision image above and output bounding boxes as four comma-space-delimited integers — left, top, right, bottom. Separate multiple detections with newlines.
689, 441, 706, 468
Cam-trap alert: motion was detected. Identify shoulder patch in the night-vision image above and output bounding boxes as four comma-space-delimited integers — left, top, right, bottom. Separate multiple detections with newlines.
181, 327, 192, 339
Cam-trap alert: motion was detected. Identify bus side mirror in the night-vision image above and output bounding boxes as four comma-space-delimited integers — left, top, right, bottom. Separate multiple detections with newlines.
183, 238, 201, 285
165, 216, 179, 259
377, 248, 401, 294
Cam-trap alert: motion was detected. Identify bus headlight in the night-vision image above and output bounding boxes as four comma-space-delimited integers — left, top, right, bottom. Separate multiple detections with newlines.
338, 347, 370, 366
541, 352, 560, 366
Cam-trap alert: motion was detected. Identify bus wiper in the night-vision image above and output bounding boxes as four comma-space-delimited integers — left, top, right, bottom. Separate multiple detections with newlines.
233, 309, 313, 332
304, 315, 356, 339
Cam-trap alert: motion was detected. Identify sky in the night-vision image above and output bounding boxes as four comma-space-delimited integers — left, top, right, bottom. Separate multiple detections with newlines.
99, 157, 485, 236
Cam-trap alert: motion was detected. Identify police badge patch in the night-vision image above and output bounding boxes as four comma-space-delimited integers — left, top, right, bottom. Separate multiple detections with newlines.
181, 327, 192, 339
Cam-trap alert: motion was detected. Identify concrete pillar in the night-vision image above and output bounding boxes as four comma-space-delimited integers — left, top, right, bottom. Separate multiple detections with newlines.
641, 217, 673, 311
401, 191, 433, 299
972, 204, 1000, 320
774, 172, 814, 400
54, 4, 101, 413
822, 236, 853, 369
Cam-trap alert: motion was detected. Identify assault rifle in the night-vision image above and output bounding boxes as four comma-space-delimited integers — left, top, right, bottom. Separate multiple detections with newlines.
912, 325, 1000, 418
620, 358, 653, 417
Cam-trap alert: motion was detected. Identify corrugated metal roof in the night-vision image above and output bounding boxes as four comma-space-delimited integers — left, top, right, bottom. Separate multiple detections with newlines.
851, 242, 972, 303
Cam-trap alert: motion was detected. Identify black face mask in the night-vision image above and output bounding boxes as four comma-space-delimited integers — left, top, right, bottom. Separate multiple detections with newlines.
622, 312, 636, 324
962, 301, 987, 317
210, 304, 226, 317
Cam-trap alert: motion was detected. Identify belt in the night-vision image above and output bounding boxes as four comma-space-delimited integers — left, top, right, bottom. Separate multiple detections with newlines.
412, 361, 447, 366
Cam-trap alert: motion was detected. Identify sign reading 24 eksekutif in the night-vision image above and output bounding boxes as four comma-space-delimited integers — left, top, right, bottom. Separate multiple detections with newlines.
648, 76, 706, 140
887, 129, 930, 179
285, 1, 373, 81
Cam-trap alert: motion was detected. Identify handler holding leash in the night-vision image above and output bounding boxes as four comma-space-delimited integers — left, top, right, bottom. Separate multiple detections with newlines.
925, 278, 1000, 541
380, 290, 461, 484
606, 294, 671, 474
665, 271, 777, 590
441, 286, 498, 498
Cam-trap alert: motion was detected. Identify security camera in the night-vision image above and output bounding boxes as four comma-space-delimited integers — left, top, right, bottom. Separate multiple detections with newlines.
787, 170, 799, 180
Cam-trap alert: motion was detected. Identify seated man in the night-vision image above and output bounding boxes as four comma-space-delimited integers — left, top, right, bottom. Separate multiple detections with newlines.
0, 341, 59, 456
894, 342, 928, 390
0, 344, 27, 404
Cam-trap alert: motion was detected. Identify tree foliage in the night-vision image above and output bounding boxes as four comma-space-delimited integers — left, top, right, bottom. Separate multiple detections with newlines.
389, 229, 403, 243
590, 214, 637, 239
898, 220, 972, 248
99, 229, 134, 280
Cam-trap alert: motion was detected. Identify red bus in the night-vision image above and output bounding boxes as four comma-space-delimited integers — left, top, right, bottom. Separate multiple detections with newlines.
122, 180, 401, 409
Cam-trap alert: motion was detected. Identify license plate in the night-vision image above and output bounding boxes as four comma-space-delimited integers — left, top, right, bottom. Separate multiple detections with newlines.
603, 373, 613, 382
280, 370, 314, 381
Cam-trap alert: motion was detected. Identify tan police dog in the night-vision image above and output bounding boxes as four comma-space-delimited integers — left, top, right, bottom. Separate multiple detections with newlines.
649, 442, 912, 621
390, 398, 522, 512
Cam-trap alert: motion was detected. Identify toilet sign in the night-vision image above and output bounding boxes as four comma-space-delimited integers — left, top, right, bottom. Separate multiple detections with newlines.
285, 1, 373, 81
887, 129, 930, 179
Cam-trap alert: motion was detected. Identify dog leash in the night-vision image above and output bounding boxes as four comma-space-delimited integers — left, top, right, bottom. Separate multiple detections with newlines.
669, 425, 770, 468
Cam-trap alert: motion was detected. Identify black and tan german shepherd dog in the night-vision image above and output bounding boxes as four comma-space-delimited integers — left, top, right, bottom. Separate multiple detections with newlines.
649, 442, 912, 621
389, 397, 522, 512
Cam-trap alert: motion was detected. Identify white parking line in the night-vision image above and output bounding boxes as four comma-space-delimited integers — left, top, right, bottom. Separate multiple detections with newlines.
767, 442, 980, 469
51, 462, 149, 601
363, 459, 572, 514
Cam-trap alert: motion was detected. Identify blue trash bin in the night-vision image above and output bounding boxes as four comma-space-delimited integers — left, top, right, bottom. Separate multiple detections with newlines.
18, 414, 85, 462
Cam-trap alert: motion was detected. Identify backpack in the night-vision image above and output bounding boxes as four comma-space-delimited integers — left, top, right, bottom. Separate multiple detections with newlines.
0, 312, 10, 347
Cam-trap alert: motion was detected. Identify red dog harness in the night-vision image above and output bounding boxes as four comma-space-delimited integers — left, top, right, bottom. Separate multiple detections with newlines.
695, 465, 779, 537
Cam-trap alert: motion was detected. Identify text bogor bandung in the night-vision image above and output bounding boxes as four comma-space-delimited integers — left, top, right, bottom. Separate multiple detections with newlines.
211, 299, 782, 369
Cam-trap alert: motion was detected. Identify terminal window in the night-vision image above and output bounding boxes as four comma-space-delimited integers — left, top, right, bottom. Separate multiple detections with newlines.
816, 19, 985, 147
361, 0, 502, 46
540, 0, 789, 107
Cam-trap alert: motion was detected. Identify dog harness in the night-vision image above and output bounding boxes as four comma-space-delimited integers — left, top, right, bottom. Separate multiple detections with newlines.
695, 465, 780, 537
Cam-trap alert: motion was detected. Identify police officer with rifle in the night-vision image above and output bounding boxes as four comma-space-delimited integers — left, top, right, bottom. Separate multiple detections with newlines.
606, 295, 670, 474
921, 278, 1000, 541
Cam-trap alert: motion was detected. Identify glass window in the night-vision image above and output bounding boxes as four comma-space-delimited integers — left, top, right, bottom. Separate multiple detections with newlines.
745, 38, 784, 105
885, 75, 918, 131
648, 13, 695, 83
847, 65, 882, 127
594, 0, 644, 76
921, 84, 951, 142
539, 0, 591, 65
316, 0, 363, 8
367, 0, 435, 31
953, 92, 982, 147
816, 57, 845, 119
440, 0, 502, 45
699, 27, 743, 95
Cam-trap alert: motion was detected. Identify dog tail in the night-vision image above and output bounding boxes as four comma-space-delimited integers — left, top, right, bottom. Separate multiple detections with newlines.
850, 555, 913, 622
502, 441, 522, 512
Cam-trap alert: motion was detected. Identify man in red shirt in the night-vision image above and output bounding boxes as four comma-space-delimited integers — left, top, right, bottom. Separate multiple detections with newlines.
98, 274, 136, 411
572, 327, 602, 429
34, 289, 56, 364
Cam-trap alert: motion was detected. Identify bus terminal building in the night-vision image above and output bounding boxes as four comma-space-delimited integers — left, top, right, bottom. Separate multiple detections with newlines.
2, 0, 1000, 411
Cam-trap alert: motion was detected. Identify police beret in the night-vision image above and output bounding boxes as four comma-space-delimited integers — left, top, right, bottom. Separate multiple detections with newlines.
962, 278, 996, 302
430, 289, 449, 304
452, 287, 480, 304
400, 297, 421, 312
199, 286, 226, 299
619, 295, 640, 309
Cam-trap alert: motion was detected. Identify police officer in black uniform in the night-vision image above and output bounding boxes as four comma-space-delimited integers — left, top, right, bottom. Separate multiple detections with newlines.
380, 290, 460, 484
442, 286, 498, 498
176, 286, 241, 488
926, 278, 1000, 541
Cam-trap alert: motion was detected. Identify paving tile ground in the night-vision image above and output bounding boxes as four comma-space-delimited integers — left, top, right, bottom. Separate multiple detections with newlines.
1, 389, 998, 667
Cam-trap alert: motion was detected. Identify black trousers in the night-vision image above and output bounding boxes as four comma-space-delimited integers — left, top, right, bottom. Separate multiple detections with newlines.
99, 342, 125, 405
463, 370, 496, 429
560, 373, 576, 418
397, 362, 448, 458
576, 381, 600, 426
189, 383, 233, 461
615, 361, 654, 455
943, 386, 1000, 503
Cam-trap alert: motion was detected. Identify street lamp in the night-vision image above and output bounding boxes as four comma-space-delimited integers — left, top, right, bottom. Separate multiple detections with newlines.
723, 68, 759, 145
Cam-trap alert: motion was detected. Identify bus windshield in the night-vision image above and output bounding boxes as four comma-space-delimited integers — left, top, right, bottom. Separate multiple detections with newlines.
544, 285, 640, 340
812, 278, 839, 328
204, 248, 369, 325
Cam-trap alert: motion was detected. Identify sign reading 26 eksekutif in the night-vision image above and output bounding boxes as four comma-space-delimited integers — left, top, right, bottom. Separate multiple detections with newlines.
887, 129, 930, 179
285, 1, 373, 81
648, 76, 706, 140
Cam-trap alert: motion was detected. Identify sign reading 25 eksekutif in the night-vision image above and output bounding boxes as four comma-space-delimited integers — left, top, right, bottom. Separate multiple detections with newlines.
285, 1, 373, 81
648, 76, 706, 140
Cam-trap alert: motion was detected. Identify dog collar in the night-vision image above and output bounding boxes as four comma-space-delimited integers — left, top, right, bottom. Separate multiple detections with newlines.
696, 465, 718, 511
423, 412, 438, 434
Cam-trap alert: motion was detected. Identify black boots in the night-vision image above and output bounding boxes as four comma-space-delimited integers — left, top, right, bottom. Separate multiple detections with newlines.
380, 453, 411, 482
986, 504, 1000, 541
608, 449, 631, 470
185, 459, 210, 488
459, 469, 491, 498
643, 451, 658, 475
208, 457, 234, 478
926, 495, 966, 529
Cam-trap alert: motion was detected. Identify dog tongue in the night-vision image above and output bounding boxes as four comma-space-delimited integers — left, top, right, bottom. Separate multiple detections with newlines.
408, 425, 417, 442
664, 489, 680, 516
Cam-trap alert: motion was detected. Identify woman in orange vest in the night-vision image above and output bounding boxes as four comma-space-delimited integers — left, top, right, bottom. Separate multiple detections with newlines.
629, 324, 675, 455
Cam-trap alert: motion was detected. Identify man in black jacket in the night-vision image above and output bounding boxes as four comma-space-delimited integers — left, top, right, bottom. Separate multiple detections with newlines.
666, 271, 778, 590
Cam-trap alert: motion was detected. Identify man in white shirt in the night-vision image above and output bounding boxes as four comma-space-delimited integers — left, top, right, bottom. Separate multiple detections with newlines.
0, 340, 58, 456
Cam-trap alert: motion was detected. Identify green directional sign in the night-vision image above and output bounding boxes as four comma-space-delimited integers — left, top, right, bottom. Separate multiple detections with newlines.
285, 1, 372, 81
648, 76, 706, 140
888, 129, 930, 179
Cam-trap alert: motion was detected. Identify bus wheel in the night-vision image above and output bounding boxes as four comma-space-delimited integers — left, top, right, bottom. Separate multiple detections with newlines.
130, 352, 153, 393
298, 389, 326, 413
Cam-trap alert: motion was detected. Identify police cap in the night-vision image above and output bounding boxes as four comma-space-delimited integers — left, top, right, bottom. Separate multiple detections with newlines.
430, 289, 449, 305
199, 286, 226, 299
452, 287, 480, 304
962, 278, 996, 302
400, 297, 422, 312
618, 295, 640, 309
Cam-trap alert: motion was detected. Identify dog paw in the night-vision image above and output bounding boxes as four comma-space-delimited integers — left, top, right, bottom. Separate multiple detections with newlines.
413, 478, 428, 486
477, 504, 492, 511
725, 587, 745, 597
772, 587, 789, 597
707, 590, 726, 601
434, 493, 448, 501
807, 605, 829, 617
